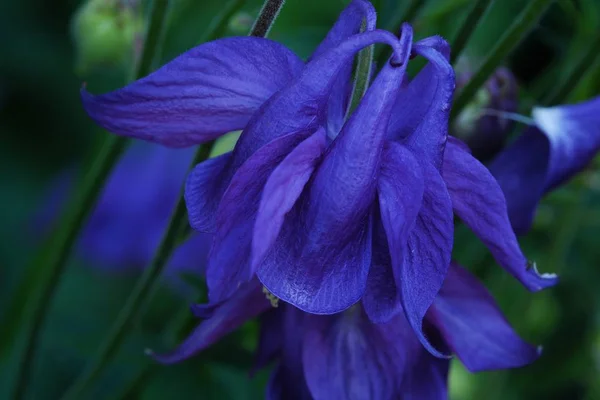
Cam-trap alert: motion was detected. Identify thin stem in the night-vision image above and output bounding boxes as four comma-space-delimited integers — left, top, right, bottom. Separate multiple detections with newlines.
59, 143, 213, 400
250, 0, 285, 37
10, 1, 170, 399
450, 0, 555, 121
450, 0, 495, 64
59, 0, 285, 397
347, 22, 374, 117
544, 36, 600, 104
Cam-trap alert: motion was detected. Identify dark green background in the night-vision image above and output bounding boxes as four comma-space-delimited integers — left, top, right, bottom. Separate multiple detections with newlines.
1, 0, 599, 398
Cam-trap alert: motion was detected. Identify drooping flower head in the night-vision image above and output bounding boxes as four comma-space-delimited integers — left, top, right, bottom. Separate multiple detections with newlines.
489, 95, 600, 233
81, 0, 556, 357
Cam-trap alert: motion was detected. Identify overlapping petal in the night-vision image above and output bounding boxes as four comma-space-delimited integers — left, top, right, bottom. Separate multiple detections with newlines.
152, 279, 270, 364
252, 129, 327, 270
442, 139, 558, 291
206, 132, 311, 303
429, 263, 541, 372
400, 161, 454, 357
82, 37, 304, 147
369, 141, 423, 322
400, 349, 450, 400
302, 308, 412, 400
257, 28, 413, 314
388, 39, 455, 167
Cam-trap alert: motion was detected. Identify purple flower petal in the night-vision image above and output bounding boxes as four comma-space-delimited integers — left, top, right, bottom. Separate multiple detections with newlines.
252, 129, 327, 270
231, 29, 410, 170
185, 152, 232, 232
401, 160, 453, 358
310, 0, 377, 136
429, 262, 541, 372
442, 139, 558, 291
401, 348, 450, 400
82, 37, 305, 147
302, 307, 415, 399
388, 40, 455, 167
362, 213, 400, 323
151, 279, 269, 364
257, 28, 414, 314
366, 141, 424, 323
489, 95, 600, 233
206, 132, 311, 303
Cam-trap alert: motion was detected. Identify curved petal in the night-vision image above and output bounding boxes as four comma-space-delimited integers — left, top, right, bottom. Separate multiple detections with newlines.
82, 37, 305, 147
206, 132, 310, 303
310, 0, 377, 136
151, 279, 269, 364
388, 41, 455, 167
429, 263, 541, 372
487, 129, 549, 234
442, 139, 558, 291
231, 29, 410, 170
401, 349, 450, 400
252, 129, 327, 270
185, 152, 233, 233
302, 307, 414, 400
401, 160, 453, 358
534, 95, 600, 190
257, 28, 414, 314
362, 212, 400, 323
367, 141, 424, 323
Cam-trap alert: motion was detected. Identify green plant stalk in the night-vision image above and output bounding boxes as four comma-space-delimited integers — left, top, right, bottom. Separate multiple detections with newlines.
544, 37, 600, 104
9, 1, 171, 399
450, 0, 495, 64
450, 0, 555, 121
347, 22, 375, 117
59, 0, 286, 398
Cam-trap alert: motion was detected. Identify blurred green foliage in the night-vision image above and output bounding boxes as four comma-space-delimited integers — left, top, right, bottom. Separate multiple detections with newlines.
1, 0, 599, 398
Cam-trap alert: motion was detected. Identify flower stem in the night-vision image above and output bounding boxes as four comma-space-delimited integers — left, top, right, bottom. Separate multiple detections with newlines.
58, 0, 285, 398
450, 0, 555, 121
9, 1, 170, 399
450, 0, 495, 65
347, 22, 375, 117
250, 0, 285, 37
544, 36, 600, 105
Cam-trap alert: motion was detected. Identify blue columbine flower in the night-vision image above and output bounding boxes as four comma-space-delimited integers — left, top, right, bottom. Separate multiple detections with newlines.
488, 95, 600, 234
149, 262, 539, 399
38, 141, 209, 278
80, 0, 556, 356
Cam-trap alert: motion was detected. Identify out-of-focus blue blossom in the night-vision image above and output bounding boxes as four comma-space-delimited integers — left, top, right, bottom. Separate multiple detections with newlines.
489, 95, 600, 234
40, 141, 209, 280
150, 262, 539, 399
453, 67, 519, 160
80, 0, 556, 358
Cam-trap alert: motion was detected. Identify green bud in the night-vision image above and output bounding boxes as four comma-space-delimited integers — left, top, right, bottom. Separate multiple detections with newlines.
228, 12, 255, 35
71, 0, 144, 74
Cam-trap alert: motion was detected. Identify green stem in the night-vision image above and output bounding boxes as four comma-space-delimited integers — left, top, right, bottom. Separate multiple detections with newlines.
10, 1, 170, 399
450, 0, 495, 64
59, 0, 285, 397
347, 22, 375, 117
450, 0, 555, 121
544, 36, 600, 104
198, 0, 246, 43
